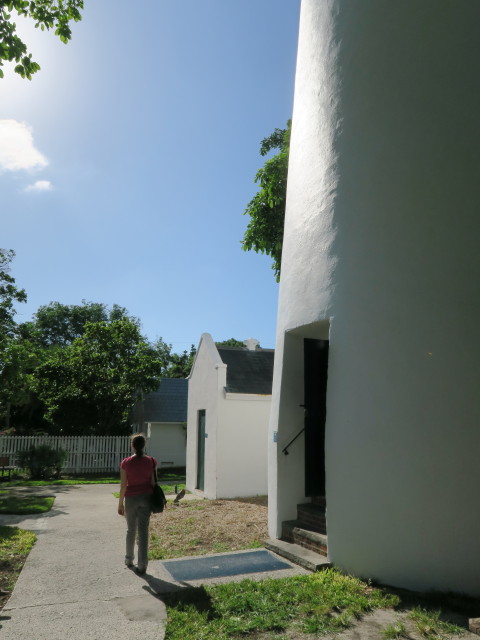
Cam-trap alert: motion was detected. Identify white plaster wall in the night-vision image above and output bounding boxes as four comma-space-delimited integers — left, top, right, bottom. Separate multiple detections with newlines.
147, 423, 186, 468
186, 334, 226, 498
216, 394, 270, 498
269, 0, 340, 538
270, 0, 480, 597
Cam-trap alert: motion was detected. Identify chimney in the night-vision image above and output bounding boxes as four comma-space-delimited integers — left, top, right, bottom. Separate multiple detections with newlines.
244, 338, 260, 351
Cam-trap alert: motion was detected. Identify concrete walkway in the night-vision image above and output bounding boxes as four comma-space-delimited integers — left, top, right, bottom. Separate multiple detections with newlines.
0, 484, 307, 640
0, 485, 169, 640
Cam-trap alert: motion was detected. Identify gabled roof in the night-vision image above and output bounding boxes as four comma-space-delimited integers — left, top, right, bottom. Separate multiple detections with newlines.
142, 378, 188, 423
217, 346, 274, 395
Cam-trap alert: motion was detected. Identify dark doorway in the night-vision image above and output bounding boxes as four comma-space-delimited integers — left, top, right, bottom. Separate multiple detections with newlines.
304, 338, 329, 497
196, 410, 206, 491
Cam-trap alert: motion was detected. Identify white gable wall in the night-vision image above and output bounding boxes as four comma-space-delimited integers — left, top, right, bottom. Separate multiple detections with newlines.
270, 0, 480, 597
187, 334, 271, 499
186, 334, 226, 499
216, 393, 270, 498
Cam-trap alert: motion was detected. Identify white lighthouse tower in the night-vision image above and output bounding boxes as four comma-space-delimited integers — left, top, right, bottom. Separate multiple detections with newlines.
269, 0, 480, 597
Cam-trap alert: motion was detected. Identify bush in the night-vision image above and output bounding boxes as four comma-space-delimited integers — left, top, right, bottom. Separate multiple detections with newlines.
17, 445, 68, 479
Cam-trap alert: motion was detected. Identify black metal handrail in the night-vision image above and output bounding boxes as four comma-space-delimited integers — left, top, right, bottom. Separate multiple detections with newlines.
282, 427, 305, 455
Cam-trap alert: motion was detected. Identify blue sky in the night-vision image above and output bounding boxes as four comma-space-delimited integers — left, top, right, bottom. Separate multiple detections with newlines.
1, 1, 300, 353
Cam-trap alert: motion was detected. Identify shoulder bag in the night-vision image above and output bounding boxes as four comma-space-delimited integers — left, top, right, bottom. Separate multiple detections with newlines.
150, 457, 167, 513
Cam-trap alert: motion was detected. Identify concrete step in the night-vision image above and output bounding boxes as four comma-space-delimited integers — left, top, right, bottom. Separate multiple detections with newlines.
264, 538, 332, 572
297, 503, 326, 533
282, 520, 328, 556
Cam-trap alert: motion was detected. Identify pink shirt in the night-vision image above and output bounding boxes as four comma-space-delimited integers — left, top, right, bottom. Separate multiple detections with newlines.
120, 455, 156, 497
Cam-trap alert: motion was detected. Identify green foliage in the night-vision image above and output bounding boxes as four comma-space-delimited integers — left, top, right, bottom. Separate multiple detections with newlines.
0, 261, 190, 433
0, 249, 26, 346
215, 338, 245, 348
0, 525, 36, 597
164, 569, 399, 640
0, 495, 54, 514
7, 301, 146, 433
32, 317, 164, 434
0, 332, 46, 431
17, 444, 68, 479
381, 620, 408, 639
0, 0, 83, 79
0, 249, 28, 428
167, 345, 196, 378
152, 338, 196, 379
21, 300, 132, 347
242, 121, 291, 281
408, 608, 464, 639
2, 473, 121, 486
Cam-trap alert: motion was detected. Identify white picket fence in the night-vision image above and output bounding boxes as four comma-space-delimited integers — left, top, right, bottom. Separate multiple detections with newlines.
0, 435, 131, 474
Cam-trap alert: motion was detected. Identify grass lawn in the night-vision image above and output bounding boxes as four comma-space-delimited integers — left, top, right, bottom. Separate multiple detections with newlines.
163, 568, 469, 640
164, 569, 395, 639
0, 474, 121, 487
0, 526, 36, 610
1, 470, 186, 488
0, 495, 55, 515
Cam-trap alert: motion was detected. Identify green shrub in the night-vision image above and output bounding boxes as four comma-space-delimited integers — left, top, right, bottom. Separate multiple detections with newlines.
17, 445, 68, 479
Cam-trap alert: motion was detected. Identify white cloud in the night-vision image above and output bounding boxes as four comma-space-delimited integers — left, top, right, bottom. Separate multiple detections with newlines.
0, 119, 48, 171
25, 180, 53, 192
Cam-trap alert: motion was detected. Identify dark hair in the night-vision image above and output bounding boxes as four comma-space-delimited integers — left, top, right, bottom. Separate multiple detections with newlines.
131, 433, 146, 456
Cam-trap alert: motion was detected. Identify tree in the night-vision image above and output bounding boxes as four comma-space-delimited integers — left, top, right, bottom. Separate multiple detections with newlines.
151, 338, 196, 379
5, 301, 140, 432
33, 318, 164, 435
0, 249, 26, 343
167, 345, 196, 378
242, 121, 291, 281
0, 0, 83, 79
0, 249, 27, 428
0, 336, 44, 431
20, 300, 131, 347
216, 338, 245, 348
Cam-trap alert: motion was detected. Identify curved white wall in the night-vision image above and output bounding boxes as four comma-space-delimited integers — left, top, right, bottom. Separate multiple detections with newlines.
270, 0, 480, 596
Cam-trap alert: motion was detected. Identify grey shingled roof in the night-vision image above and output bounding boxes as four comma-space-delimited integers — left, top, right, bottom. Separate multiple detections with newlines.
142, 378, 188, 422
217, 347, 274, 395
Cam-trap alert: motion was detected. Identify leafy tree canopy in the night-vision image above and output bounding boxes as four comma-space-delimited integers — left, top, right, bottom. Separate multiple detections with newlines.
33, 318, 163, 435
242, 121, 291, 282
0, 0, 83, 79
0, 249, 28, 428
19, 300, 132, 347
216, 338, 245, 348
4, 299, 171, 434
167, 345, 196, 378
0, 248, 26, 343
152, 338, 196, 379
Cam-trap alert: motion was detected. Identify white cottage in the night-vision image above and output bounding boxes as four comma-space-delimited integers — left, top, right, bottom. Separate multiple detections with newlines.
268, 0, 480, 597
186, 334, 274, 499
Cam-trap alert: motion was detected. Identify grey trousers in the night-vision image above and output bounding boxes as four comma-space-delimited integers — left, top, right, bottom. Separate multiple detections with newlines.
124, 493, 151, 570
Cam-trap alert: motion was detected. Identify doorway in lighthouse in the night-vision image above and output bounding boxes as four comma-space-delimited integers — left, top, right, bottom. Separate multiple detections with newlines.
304, 338, 328, 498
278, 331, 329, 557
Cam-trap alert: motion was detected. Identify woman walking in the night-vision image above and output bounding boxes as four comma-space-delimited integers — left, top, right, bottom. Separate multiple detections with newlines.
118, 433, 156, 575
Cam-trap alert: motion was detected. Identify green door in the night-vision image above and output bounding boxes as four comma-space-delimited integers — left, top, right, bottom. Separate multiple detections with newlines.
196, 410, 206, 491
